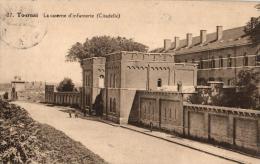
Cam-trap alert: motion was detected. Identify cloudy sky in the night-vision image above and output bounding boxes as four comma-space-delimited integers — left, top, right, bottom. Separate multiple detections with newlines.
0, 0, 259, 84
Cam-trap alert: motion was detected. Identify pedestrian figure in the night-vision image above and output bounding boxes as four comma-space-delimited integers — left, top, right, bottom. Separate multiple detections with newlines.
150, 122, 153, 132
69, 111, 72, 118
75, 113, 78, 118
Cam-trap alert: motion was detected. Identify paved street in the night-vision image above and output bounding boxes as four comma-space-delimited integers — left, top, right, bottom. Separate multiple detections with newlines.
14, 102, 253, 164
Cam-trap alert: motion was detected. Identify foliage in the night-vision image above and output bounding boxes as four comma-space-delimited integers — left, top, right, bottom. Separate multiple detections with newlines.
212, 69, 259, 109
234, 69, 259, 109
3, 92, 8, 99
187, 90, 208, 105
197, 78, 207, 85
66, 36, 148, 62
0, 100, 106, 163
244, 16, 260, 43
56, 78, 75, 92
191, 70, 259, 109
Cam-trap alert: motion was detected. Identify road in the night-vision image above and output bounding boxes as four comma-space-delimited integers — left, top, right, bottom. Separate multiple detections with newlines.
15, 101, 239, 164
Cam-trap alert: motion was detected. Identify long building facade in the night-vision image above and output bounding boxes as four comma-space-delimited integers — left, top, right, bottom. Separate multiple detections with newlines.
153, 25, 260, 86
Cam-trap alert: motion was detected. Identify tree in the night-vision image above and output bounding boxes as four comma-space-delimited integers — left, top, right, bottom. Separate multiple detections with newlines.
66, 36, 148, 62
244, 5, 260, 44
187, 90, 209, 105
234, 69, 259, 109
211, 69, 259, 109
3, 92, 8, 99
56, 78, 75, 92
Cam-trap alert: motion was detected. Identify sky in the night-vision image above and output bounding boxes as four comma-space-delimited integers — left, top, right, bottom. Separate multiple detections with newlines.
0, 0, 259, 84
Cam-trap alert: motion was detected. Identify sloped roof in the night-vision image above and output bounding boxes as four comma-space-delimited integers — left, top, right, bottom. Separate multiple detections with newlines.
152, 26, 252, 55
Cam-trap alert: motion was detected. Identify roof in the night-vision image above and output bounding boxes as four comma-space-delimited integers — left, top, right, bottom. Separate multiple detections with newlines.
152, 26, 252, 55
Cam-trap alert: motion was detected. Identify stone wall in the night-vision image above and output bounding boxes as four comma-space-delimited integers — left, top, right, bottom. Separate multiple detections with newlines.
183, 103, 260, 153
45, 85, 81, 107
129, 90, 184, 134
129, 90, 260, 154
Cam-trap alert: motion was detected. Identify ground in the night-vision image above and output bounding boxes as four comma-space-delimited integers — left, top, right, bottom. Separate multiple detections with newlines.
13, 101, 256, 164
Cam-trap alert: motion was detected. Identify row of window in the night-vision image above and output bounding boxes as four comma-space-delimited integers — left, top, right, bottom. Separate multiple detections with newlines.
198, 77, 235, 85
182, 54, 260, 69
198, 55, 250, 69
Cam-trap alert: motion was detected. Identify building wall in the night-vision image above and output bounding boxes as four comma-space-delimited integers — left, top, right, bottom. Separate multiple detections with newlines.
81, 57, 105, 113
103, 51, 197, 124
175, 44, 260, 85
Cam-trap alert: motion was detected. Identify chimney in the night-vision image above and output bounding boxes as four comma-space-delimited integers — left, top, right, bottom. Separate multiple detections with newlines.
164, 39, 171, 50
174, 37, 180, 49
186, 33, 192, 47
200, 30, 207, 44
216, 26, 223, 41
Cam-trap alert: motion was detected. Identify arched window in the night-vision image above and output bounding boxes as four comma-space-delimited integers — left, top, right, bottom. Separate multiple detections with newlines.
228, 55, 232, 67
219, 56, 223, 67
86, 75, 88, 86
110, 98, 112, 112
113, 98, 116, 112
157, 78, 162, 87
243, 53, 248, 66
98, 75, 104, 88
110, 74, 113, 87
113, 74, 116, 88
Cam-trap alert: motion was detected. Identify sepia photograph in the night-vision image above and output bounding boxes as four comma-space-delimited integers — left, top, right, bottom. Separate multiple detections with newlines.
0, 0, 260, 163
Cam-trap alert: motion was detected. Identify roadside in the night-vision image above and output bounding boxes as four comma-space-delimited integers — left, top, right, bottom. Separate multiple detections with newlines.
30, 102, 260, 164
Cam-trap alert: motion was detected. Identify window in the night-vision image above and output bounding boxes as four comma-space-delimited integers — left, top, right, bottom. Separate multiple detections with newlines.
110, 98, 112, 112
211, 57, 215, 68
86, 75, 88, 86
228, 55, 232, 67
152, 107, 154, 120
110, 74, 113, 87
243, 53, 248, 66
144, 107, 146, 119
185, 59, 188, 63
164, 108, 167, 120
98, 75, 104, 88
256, 55, 260, 65
163, 55, 166, 61
209, 77, 215, 81
113, 98, 116, 112
113, 74, 116, 88
157, 78, 162, 87
199, 58, 203, 69
219, 56, 223, 67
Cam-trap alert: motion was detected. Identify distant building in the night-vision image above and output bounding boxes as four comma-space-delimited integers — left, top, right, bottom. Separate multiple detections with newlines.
11, 79, 25, 100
